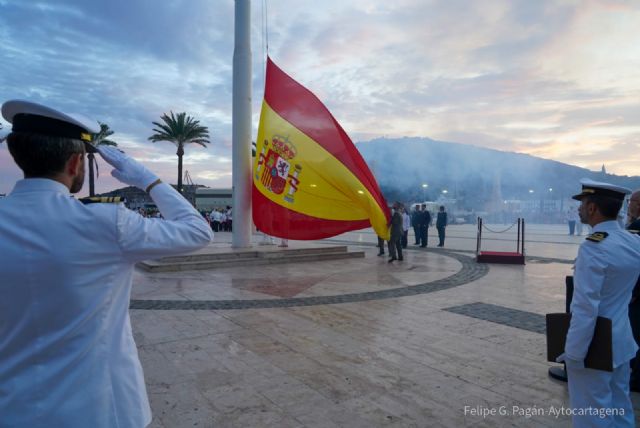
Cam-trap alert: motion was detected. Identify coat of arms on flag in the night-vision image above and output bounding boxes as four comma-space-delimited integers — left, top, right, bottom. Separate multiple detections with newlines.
256, 135, 302, 202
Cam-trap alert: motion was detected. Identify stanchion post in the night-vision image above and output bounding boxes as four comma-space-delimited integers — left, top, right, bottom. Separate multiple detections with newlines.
476, 217, 482, 256
521, 218, 526, 256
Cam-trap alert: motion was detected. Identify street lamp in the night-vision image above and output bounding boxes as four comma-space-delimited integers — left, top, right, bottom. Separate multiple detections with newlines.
422, 183, 428, 201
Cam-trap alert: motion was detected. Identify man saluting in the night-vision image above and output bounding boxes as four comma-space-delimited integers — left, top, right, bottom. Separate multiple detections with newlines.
0, 100, 213, 428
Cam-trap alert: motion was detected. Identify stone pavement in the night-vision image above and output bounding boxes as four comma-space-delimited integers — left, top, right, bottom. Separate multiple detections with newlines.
130, 224, 640, 427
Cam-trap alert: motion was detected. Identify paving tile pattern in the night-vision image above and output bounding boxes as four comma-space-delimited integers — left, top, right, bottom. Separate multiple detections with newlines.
127, 229, 640, 427
444, 302, 547, 334
130, 250, 489, 310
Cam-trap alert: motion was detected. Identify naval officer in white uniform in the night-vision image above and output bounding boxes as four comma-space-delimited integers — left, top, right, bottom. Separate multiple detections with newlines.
558, 179, 640, 427
0, 100, 213, 428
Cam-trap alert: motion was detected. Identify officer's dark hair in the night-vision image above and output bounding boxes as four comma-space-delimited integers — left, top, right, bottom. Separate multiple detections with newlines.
584, 194, 623, 219
6, 132, 85, 178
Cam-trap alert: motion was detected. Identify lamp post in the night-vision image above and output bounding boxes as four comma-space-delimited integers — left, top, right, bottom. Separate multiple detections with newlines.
422, 183, 428, 201
548, 187, 554, 223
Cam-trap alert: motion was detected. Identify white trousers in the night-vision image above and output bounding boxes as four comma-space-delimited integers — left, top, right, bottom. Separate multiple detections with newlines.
567, 363, 635, 427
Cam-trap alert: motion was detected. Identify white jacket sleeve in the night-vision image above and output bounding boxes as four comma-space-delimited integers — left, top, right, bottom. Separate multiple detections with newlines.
564, 243, 605, 364
116, 183, 213, 261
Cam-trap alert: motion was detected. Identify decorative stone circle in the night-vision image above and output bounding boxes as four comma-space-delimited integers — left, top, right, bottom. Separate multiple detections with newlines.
130, 248, 489, 310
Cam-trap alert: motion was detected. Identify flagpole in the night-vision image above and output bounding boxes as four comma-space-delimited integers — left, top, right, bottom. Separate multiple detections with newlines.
232, 0, 252, 248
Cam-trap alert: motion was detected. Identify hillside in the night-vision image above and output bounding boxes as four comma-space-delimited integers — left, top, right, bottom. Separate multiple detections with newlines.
356, 137, 640, 210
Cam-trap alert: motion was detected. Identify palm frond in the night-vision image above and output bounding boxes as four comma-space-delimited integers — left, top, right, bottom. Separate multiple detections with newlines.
188, 140, 208, 148
93, 122, 118, 147
99, 139, 118, 147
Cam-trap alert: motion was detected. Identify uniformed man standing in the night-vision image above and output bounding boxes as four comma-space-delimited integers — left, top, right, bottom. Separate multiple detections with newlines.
626, 189, 640, 232
0, 100, 213, 428
557, 179, 640, 427
388, 202, 403, 262
419, 203, 431, 247
436, 205, 447, 247
626, 189, 640, 392
401, 205, 410, 249
411, 204, 421, 245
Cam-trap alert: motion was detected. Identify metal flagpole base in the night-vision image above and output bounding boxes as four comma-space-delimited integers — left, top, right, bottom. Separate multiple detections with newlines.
548, 366, 568, 382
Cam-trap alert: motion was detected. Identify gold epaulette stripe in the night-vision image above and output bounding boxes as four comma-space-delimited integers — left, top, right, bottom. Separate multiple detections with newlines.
79, 196, 125, 204
585, 232, 608, 243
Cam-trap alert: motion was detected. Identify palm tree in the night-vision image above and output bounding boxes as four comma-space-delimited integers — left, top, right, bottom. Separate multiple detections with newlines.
148, 112, 210, 194
88, 122, 117, 196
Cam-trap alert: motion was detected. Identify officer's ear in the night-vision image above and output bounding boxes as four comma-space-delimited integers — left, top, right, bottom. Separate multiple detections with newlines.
584, 199, 597, 216
65, 152, 84, 177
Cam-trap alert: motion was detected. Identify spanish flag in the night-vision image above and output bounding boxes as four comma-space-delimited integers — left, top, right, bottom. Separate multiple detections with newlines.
253, 57, 390, 240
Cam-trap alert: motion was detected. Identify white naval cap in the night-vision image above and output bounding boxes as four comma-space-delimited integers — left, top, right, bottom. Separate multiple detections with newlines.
1, 99, 101, 152
572, 178, 631, 201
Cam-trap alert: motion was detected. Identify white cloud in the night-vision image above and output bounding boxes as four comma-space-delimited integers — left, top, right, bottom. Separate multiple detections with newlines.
1, 0, 639, 195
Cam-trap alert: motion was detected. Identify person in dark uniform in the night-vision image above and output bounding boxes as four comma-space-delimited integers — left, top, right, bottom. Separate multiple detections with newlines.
388, 202, 403, 262
419, 203, 431, 247
411, 204, 421, 245
626, 190, 640, 232
436, 205, 447, 247
377, 235, 385, 256
627, 189, 640, 392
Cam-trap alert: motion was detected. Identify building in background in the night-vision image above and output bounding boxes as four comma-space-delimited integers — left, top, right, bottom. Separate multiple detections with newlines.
97, 184, 206, 210
195, 188, 233, 211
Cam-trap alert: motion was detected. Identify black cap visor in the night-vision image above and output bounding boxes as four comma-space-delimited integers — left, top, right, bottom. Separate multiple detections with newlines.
12, 113, 96, 152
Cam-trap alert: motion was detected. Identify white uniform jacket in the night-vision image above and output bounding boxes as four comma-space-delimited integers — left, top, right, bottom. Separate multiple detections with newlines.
0, 179, 213, 428
565, 220, 640, 368
402, 212, 410, 232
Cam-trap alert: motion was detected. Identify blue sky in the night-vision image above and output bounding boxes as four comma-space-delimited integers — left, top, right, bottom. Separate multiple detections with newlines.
1, 0, 639, 195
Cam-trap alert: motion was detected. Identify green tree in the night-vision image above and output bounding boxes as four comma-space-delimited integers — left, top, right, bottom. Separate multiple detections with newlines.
148, 112, 210, 193
88, 122, 118, 196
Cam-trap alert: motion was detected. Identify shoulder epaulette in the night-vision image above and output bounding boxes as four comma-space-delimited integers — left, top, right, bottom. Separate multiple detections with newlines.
628, 229, 640, 235
586, 231, 608, 243
78, 196, 126, 205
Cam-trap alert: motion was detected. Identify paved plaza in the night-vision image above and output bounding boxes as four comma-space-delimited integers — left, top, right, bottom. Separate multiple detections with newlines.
131, 223, 640, 427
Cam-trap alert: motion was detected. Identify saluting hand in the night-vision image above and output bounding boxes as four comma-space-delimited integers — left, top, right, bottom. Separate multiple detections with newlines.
97, 146, 159, 191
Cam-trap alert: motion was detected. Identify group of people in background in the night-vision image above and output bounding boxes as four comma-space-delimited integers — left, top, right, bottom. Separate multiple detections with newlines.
412, 203, 448, 248
198, 206, 233, 232
378, 203, 448, 262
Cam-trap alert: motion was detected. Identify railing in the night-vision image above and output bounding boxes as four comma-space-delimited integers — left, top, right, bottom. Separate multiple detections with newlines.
476, 217, 526, 256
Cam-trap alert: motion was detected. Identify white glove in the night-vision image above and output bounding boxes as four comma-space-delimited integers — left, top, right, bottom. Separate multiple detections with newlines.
98, 146, 159, 191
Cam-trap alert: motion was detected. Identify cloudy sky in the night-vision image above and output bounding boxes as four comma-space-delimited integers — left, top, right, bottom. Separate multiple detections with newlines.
1, 0, 639, 196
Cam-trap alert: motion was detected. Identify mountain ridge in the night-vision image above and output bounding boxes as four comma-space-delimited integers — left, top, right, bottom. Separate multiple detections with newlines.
356, 136, 639, 209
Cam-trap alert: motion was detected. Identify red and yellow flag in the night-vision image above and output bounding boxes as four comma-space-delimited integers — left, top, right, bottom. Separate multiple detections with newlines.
253, 57, 390, 240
